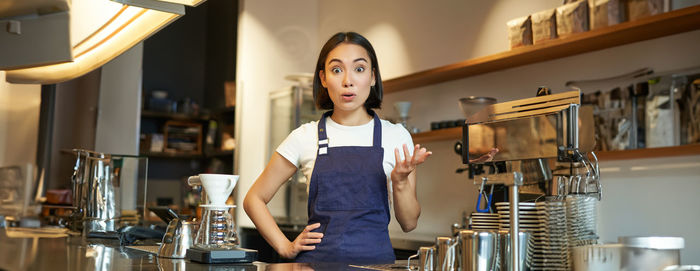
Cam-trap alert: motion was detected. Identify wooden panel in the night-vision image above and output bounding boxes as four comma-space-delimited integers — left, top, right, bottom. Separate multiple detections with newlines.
487, 104, 572, 123
383, 5, 700, 93
467, 91, 580, 123
492, 90, 579, 113
412, 127, 461, 144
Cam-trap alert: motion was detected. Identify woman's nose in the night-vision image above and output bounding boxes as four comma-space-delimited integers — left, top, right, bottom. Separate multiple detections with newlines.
342, 74, 353, 87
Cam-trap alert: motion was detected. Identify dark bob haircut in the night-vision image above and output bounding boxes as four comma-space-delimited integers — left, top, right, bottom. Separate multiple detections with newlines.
313, 32, 383, 111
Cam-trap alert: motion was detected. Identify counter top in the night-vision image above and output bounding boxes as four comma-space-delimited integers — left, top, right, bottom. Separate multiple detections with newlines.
244, 224, 434, 252
0, 228, 416, 271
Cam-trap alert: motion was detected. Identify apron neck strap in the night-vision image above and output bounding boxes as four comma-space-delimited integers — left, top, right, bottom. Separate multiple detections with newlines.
317, 110, 382, 148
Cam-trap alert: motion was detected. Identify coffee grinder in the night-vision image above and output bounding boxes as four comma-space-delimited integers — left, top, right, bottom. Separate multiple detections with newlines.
185, 174, 257, 264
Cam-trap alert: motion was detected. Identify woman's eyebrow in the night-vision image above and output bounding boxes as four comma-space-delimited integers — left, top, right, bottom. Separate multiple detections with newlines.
327, 58, 368, 65
327, 58, 342, 65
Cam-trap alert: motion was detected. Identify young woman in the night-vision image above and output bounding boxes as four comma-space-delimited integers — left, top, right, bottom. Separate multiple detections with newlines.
243, 32, 431, 264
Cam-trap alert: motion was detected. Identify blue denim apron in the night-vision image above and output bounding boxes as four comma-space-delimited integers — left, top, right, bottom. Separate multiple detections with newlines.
295, 110, 395, 264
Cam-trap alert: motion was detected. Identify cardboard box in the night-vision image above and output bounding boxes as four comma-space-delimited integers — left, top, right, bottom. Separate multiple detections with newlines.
627, 0, 666, 21
507, 15, 533, 49
589, 0, 627, 30
556, 1, 589, 37
532, 9, 557, 44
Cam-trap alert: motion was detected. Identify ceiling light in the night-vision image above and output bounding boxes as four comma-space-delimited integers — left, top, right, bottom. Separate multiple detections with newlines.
5, 5, 181, 84
110, 0, 185, 15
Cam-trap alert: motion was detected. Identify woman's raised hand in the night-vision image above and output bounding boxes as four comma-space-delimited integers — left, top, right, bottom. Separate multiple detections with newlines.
279, 223, 323, 259
391, 144, 432, 183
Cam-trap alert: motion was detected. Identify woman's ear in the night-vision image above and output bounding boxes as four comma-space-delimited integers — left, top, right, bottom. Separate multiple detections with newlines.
319, 70, 327, 88
371, 68, 376, 87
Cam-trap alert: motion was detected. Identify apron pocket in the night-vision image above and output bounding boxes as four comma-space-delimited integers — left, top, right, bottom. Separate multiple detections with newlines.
315, 171, 384, 211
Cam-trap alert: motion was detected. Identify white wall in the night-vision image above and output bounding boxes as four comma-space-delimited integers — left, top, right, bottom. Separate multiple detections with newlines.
236, 0, 700, 261
597, 155, 700, 263
0, 72, 41, 167
318, 0, 562, 80
235, 0, 319, 227
94, 43, 143, 156
95, 43, 143, 211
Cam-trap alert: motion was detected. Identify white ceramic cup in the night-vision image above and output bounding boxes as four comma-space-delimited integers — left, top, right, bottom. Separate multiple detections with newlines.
187, 174, 239, 206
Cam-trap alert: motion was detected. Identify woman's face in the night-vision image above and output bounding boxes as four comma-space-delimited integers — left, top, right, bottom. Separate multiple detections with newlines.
319, 43, 375, 113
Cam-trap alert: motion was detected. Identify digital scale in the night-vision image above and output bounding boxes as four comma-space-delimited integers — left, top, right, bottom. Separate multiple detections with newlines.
186, 247, 258, 264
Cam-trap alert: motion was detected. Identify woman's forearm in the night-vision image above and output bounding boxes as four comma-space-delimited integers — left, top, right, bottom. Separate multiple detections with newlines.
391, 171, 420, 232
243, 193, 291, 254
390, 144, 430, 232
242, 153, 300, 256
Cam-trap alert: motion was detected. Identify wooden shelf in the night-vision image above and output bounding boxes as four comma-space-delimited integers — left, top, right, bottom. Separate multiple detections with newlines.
205, 150, 234, 158
141, 110, 210, 121
141, 150, 234, 159
411, 128, 700, 160
213, 106, 235, 116
413, 127, 462, 144
383, 5, 700, 93
140, 151, 203, 159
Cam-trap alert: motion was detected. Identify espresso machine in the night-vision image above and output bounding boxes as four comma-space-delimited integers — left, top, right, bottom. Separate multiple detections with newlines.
457, 90, 600, 271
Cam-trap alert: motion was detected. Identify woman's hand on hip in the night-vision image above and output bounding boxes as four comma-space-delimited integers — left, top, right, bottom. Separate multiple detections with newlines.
279, 223, 323, 259
391, 144, 432, 183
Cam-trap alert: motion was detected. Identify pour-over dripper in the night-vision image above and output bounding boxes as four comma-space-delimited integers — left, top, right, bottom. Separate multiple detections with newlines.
394, 101, 412, 128
188, 174, 239, 206
394, 101, 412, 118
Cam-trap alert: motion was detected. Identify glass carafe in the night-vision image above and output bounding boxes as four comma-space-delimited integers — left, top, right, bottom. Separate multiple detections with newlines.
194, 206, 238, 249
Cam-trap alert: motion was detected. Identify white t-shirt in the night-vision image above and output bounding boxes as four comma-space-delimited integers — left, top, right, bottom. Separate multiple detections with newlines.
276, 115, 414, 193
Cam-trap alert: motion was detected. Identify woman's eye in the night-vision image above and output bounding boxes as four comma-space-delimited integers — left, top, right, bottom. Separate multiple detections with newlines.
355, 67, 365, 72
331, 67, 341, 74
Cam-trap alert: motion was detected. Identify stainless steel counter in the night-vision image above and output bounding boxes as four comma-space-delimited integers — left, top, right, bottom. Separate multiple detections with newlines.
0, 228, 415, 271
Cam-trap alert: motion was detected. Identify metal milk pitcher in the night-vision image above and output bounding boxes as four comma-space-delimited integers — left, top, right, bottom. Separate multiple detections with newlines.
84, 155, 120, 232
69, 149, 120, 233
499, 230, 531, 271
419, 246, 435, 271
434, 236, 458, 271
69, 149, 91, 231
459, 230, 499, 271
